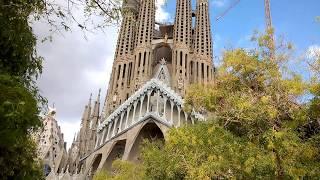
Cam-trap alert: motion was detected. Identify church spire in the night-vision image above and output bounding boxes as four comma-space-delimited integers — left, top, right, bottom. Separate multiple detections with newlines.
91, 89, 101, 127
80, 94, 92, 126
132, 0, 155, 88
78, 94, 92, 157
103, 0, 138, 116
172, 0, 193, 94
193, 0, 214, 84
173, 0, 192, 47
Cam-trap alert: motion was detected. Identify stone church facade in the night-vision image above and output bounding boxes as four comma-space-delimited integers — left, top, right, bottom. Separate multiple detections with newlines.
42, 0, 214, 179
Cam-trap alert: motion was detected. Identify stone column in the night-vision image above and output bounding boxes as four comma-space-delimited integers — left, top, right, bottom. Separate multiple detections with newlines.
163, 97, 167, 120
107, 122, 112, 140
119, 112, 124, 132
95, 133, 101, 148
112, 118, 118, 137
156, 90, 159, 114
132, 101, 138, 124
99, 128, 107, 145
184, 112, 188, 124
178, 106, 181, 127
147, 90, 151, 113
125, 107, 131, 129
170, 101, 174, 125
139, 95, 145, 120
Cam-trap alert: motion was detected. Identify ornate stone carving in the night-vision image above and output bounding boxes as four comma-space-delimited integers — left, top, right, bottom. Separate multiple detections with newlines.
112, 92, 118, 104
177, 74, 184, 90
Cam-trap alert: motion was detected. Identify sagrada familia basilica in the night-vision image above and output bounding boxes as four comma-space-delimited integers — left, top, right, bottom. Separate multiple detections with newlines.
36, 0, 215, 179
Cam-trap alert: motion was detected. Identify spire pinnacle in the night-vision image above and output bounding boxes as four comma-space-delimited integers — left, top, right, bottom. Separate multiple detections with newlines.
88, 93, 92, 106
98, 89, 101, 100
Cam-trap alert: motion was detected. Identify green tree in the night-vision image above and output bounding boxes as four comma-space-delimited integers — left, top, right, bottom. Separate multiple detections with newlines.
141, 123, 319, 179
0, 75, 43, 179
0, 0, 46, 178
302, 44, 320, 149
93, 160, 146, 180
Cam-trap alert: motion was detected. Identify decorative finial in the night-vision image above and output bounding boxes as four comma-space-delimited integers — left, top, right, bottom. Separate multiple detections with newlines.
48, 106, 56, 117
66, 165, 69, 173
89, 93, 92, 103
160, 58, 166, 65
80, 165, 84, 174
97, 89, 101, 102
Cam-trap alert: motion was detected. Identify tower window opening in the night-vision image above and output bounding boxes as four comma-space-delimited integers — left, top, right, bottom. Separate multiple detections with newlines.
185, 54, 187, 69
122, 64, 126, 78
207, 65, 209, 80
190, 61, 193, 75
180, 51, 183, 66
201, 63, 204, 79
196, 62, 199, 78
128, 62, 132, 84
117, 65, 121, 80
143, 52, 146, 66
138, 53, 142, 67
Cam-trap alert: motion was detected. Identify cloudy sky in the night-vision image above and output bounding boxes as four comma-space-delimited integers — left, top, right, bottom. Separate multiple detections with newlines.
33, 0, 320, 149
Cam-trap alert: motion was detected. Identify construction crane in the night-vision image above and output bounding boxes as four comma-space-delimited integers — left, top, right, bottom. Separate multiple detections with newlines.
264, 0, 273, 30
264, 0, 275, 61
215, 0, 240, 22
215, 0, 275, 60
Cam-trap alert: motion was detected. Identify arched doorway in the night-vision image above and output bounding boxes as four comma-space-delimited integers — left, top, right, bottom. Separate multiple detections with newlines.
102, 140, 126, 171
128, 121, 165, 162
44, 164, 51, 176
154, 44, 172, 65
91, 154, 102, 176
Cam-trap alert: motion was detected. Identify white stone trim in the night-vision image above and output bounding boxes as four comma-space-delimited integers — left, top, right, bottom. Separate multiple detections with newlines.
98, 78, 183, 132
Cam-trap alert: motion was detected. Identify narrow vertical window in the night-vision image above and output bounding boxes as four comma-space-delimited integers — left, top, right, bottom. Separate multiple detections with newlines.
196, 62, 199, 77
207, 65, 209, 80
143, 51, 146, 66
180, 51, 183, 66
117, 65, 121, 80
122, 64, 127, 78
201, 63, 204, 79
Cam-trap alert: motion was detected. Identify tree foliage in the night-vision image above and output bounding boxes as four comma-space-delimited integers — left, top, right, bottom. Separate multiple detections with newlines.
0, 0, 47, 178
0, 75, 44, 179
93, 160, 146, 180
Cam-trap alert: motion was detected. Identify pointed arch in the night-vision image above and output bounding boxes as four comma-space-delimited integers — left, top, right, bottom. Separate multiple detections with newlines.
127, 121, 165, 162
102, 140, 126, 171
90, 153, 102, 176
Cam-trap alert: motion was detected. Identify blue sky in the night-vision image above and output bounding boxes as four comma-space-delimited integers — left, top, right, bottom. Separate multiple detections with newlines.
163, 0, 320, 66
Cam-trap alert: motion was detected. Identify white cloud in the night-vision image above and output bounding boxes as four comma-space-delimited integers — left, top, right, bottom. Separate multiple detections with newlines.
33, 9, 117, 149
59, 119, 80, 149
155, 0, 170, 22
211, 0, 228, 8
306, 45, 320, 60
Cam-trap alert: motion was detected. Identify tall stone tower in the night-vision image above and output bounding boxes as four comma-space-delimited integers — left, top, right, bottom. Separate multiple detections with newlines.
193, 0, 214, 84
104, 0, 139, 115
103, 0, 214, 116
36, 107, 68, 176
172, 0, 192, 94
